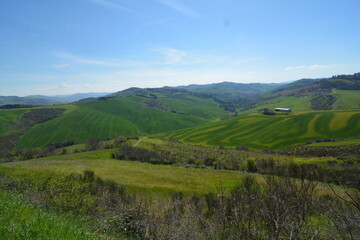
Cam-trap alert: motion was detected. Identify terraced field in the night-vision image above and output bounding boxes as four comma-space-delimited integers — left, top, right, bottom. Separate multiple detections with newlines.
163, 109, 360, 150
17, 96, 226, 149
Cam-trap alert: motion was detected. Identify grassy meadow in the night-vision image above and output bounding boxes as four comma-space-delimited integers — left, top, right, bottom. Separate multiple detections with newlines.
162, 109, 360, 150
238, 96, 313, 114
0, 150, 249, 197
332, 90, 360, 109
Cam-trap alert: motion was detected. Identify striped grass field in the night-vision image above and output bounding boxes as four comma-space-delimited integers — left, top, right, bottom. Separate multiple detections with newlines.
162, 109, 360, 150
17, 95, 226, 149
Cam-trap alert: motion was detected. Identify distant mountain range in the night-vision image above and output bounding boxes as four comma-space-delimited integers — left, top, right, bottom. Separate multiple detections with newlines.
0, 92, 110, 106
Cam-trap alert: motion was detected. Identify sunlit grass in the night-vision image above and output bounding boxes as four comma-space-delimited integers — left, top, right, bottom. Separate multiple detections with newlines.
162, 109, 360, 150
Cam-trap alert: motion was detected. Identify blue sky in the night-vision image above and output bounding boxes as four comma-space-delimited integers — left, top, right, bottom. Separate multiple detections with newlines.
1, 0, 359, 96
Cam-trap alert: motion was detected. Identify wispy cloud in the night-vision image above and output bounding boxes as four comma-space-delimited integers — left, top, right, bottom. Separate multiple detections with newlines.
88, 0, 133, 13
309, 64, 330, 69
157, 0, 201, 18
286, 65, 306, 71
153, 47, 227, 65
154, 47, 188, 64
52, 64, 71, 69
56, 82, 72, 89
286, 64, 330, 71
53, 51, 148, 67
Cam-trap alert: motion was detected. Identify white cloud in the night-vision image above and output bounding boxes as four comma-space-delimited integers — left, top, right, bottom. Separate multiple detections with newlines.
53, 51, 148, 67
153, 47, 229, 65
309, 64, 330, 69
154, 47, 188, 64
157, 0, 201, 18
286, 64, 331, 71
285, 65, 306, 71
56, 82, 72, 89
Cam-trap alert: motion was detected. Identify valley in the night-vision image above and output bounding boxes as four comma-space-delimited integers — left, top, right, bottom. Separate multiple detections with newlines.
1, 73, 360, 239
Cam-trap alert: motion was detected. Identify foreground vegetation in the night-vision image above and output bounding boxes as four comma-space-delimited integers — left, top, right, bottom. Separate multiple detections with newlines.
0, 165, 359, 240
1, 134, 359, 239
1, 73, 360, 239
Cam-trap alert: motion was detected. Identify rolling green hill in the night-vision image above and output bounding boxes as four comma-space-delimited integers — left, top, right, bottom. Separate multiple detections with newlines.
162, 109, 360, 150
16, 93, 227, 149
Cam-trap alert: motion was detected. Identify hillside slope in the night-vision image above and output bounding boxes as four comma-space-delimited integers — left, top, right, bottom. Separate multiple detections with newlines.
16, 93, 227, 149
162, 109, 360, 150
238, 73, 360, 114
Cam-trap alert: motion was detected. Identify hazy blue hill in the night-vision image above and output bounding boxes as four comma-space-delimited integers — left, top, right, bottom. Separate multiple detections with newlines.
0, 96, 60, 106
175, 82, 283, 97
0, 92, 109, 107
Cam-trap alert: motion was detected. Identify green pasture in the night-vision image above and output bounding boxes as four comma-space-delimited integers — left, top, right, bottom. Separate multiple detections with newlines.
238, 96, 312, 114
332, 90, 360, 109
160, 95, 227, 119
162, 109, 360, 150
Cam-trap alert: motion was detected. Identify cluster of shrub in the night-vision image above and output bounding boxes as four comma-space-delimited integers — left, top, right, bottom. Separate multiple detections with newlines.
286, 143, 360, 158
262, 108, 276, 115
46, 140, 77, 149
111, 144, 174, 165
1, 170, 359, 240
310, 94, 336, 110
